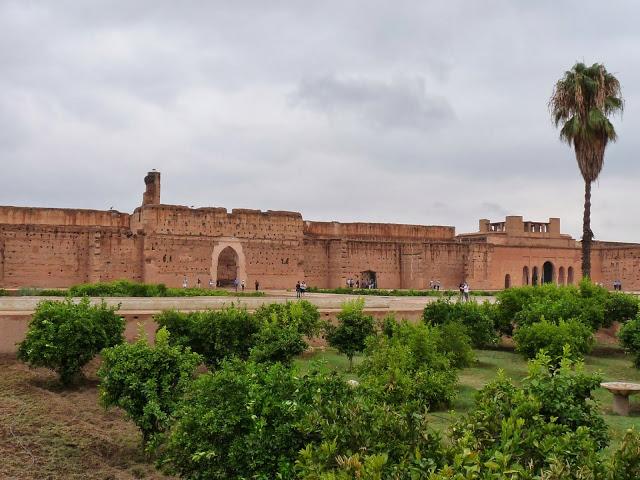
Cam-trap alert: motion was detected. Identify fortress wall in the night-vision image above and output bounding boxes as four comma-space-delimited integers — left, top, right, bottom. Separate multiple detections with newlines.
141, 234, 305, 289
595, 245, 640, 290
0, 225, 141, 288
303, 239, 330, 287
132, 205, 303, 240
0, 206, 130, 228
89, 232, 143, 283
304, 221, 455, 241
416, 243, 467, 290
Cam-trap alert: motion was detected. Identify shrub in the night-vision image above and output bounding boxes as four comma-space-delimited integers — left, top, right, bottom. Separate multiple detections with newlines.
296, 397, 444, 478
253, 300, 322, 338
423, 299, 498, 348
445, 352, 608, 476
358, 322, 458, 410
435, 321, 475, 368
159, 360, 347, 479
618, 316, 640, 368
98, 327, 202, 444
17, 297, 124, 385
609, 428, 640, 479
606, 293, 639, 326
156, 305, 261, 367
160, 359, 445, 480
513, 318, 594, 361
68, 280, 168, 297
325, 299, 375, 370
0, 288, 8, 296
249, 319, 307, 364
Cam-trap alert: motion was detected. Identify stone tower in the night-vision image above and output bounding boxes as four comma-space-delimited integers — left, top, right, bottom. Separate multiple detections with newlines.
142, 171, 161, 205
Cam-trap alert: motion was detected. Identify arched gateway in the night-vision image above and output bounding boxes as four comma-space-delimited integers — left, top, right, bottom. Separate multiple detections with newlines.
211, 242, 247, 287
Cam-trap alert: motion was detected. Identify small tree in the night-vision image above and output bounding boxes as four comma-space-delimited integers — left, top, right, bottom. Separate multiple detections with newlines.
98, 327, 202, 445
618, 316, 640, 368
17, 297, 124, 385
249, 317, 307, 364
325, 299, 375, 370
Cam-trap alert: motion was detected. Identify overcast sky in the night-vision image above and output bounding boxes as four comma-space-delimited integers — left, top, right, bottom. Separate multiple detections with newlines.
1, 1, 638, 241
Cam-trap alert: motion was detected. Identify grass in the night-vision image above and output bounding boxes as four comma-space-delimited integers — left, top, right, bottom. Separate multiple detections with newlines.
298, 344, 640, 446
0, 355, 173, 479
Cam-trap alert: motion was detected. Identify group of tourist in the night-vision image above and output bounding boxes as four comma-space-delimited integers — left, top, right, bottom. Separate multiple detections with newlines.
346, 278, 376, 289
295, 281, 308, 298
613, 279, 624, 291
181, 276, 260, 292
429, 280, 442, 290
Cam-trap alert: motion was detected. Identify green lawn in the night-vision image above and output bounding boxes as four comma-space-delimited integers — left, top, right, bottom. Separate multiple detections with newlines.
297, 345, 640, 446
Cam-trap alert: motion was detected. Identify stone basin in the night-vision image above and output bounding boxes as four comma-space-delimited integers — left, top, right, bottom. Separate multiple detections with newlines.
601, 382, 640, 416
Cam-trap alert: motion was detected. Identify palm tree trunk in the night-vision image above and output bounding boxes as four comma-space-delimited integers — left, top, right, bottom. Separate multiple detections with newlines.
582, 180, 592, 278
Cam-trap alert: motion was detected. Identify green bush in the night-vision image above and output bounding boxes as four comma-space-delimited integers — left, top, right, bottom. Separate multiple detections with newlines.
619, 316, 640, 368
435, 321, 475, 368
422, 299, 498, 348
324, 299, 375, 370
17, 298, 124, 385
358, 322, 459, 410
513, 318, 594, 361
606, 292, 639, 325
253, 300, 321, 338
155, 305, 261, 367
249, 319, 308, 364
98, 327, 201, 444
0, 288, 8, 296
493, 280, 621, 333
159, 360, 346, 479
69, 280, 168, 297
609, 428, 640, 479
444, 352, 608, 477
160, 359, 444, 480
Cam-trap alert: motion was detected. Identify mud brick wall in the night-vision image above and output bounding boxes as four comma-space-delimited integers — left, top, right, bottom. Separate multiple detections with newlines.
595, 246, 640, 291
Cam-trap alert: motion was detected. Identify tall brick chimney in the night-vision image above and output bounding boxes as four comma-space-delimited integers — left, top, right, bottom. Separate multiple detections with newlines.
142, 171, 161, 206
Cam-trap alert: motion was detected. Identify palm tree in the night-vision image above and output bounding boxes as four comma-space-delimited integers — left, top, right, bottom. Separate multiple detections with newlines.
549, 63, 623, 278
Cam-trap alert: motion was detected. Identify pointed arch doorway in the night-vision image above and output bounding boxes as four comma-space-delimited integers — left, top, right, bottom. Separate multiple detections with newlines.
211, 241, 247, 288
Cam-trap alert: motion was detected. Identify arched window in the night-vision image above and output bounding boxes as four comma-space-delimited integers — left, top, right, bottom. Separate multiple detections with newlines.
532, 266, 539, 286
504, 274, 511, 289
522, 266, 529, 285
567, 266, 574, 285
558, 266, 565, 285
542, 261, 554, 284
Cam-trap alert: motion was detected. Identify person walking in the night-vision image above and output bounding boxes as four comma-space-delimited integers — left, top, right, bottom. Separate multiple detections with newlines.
233, 278, 239, 292
182, 276, 188, 289
301, 281, 307, 296
255, 280, 260, 291
241, 280, 245, 292
197, 278, 201, 288
209, 278, 214, 289
458, 282, 464, 301
296, 281, 301, 298
463, 282, 470, 302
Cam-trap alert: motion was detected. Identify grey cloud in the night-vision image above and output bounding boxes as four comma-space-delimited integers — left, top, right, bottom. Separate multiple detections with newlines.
0, 1, 639, 243
292, 75, 454, 131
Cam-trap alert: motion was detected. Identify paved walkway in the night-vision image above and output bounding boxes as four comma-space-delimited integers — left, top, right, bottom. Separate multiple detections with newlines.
0, 292, 494, 314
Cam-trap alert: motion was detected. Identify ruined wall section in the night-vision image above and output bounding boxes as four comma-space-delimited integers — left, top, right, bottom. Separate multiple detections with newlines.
0, 224, 140, 288
595, 244, 640, 290
134, 205, 305, 289
0, 207, 139, 289
0, 206, 130, 228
